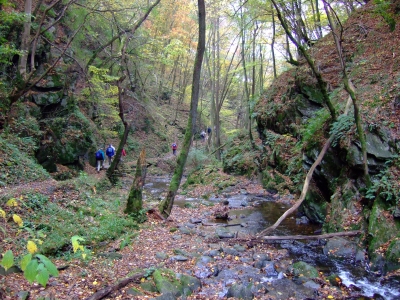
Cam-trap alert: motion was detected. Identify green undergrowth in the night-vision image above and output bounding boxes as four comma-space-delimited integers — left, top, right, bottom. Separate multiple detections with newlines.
0, 136, 50, 186
0, 172, 141, 263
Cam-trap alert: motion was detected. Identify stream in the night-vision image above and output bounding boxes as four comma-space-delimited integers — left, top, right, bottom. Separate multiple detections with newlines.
143, 176, 400, 299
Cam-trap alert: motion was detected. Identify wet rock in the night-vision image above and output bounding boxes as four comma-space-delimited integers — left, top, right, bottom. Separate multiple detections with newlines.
193, 264, 217, 279
171, 255, 188, 261
17, 291, 29, 300
233, 244, 246, 252
253, 253, 270, 261
303, 280, 320, 289
178, 227, 193, 235
216, 227, 235, 238
221, 247, 239, 256
203, 249, 220, 257
263, 261, 278, 277
190, 218, 202, 224
266, 278, 317, 299
323, 237, 357, 260
196, 255, 214, 265
226, 283, 254, 300
296, 216, 310, 224
156, 252, 169, 260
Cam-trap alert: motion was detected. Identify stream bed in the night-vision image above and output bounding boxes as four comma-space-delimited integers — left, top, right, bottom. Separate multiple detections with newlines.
144, 176, 400, 299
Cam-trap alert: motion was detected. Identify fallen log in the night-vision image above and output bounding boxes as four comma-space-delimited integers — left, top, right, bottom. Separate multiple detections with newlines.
85, 272, 145, 300
260, 230, 362, 240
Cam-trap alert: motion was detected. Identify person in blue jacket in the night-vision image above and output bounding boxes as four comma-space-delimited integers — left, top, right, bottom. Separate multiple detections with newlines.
95, 148, 105, 172
105, 144, 115, 165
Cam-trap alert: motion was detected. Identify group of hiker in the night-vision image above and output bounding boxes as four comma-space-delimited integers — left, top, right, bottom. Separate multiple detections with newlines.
96, 127, 211, 170
170, 127, 212, 156
95, 144, 126, 172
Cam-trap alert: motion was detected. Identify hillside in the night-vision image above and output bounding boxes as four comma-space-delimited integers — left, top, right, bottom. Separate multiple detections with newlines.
253, 0, 400, 273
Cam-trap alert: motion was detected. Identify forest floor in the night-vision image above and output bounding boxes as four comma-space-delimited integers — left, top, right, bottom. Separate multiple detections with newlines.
1, 155, 357, 300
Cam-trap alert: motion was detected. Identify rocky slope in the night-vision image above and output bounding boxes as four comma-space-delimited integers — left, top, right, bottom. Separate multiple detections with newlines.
254, 1, 400, 272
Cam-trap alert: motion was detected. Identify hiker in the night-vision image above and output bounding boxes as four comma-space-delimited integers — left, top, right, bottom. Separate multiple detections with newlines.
171, 142, 177, 156
95, 148, 105, 172
121, 148, 126, 161
200, 130, 206, 142
106, 144, 115, 165
207, 127, 211, 135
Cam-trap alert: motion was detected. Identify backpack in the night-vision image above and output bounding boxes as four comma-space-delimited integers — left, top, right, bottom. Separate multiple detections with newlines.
172, 143, 177, 149
106, 147, 114, 156
95, 151, 102, 159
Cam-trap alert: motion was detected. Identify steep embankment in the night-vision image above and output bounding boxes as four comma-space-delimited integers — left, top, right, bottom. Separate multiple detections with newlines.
254, 1, 400, 272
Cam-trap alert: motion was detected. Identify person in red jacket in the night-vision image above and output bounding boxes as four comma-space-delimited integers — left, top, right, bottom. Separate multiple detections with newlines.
171, 142, 177, 156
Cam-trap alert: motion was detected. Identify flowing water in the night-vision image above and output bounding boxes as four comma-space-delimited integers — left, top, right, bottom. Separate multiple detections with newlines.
144, 176, 400, 299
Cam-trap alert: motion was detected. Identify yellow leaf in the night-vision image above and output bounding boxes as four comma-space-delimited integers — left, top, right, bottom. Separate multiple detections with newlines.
93, 280, 98, 285
82, 253, 87, 259
141, 278, 145, 283
327, 296, 334, 299
27, 240, 38, 254
13, 214, 23, 227
0, 209, 6, 219
234, 256, 239, 261
7, 198, 18, 207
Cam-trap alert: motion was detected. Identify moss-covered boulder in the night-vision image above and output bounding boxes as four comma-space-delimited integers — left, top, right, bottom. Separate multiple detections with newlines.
385, 239, 400, 272
368, 201, 400, 270
291, 261, 319, 279
152, 269, 201, 298
300, 182, 327, 224
152, 269, 182, 297
36, 109, 97, 172
222, 133, 261, 176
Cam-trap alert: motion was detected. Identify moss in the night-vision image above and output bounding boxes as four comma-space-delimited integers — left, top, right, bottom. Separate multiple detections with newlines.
152, 269, 182, 297
292, 261, 319, 278
368, 201, 399, 264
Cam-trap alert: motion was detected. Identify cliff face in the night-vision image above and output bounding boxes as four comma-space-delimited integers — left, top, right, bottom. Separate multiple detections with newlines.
254, 2, 400, 271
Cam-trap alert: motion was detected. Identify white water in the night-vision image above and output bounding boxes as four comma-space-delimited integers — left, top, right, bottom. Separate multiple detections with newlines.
337, 268, 400, 300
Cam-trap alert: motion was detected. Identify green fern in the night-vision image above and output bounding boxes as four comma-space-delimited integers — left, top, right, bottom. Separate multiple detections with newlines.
329, 115, 354, 147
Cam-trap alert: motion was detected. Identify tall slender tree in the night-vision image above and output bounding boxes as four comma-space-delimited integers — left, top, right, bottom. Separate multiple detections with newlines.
159, 0, 206, 218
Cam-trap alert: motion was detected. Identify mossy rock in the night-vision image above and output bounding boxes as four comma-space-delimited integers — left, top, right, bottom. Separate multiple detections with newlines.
291, 261, 319, 279
152, 269, 182, 297
368, 201, 400, 266
385, 238, 400, 271
36, 110, 97, 171
300, 184, 327, 224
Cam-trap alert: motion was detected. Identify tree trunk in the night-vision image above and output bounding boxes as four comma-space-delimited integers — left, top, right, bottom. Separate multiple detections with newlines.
159, 0, 206, 218
125, 149, 146, 214
19, 0, 32, 78
239, 2, 255, 148
271, 3, 277, 79
322, 0, 370, 186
